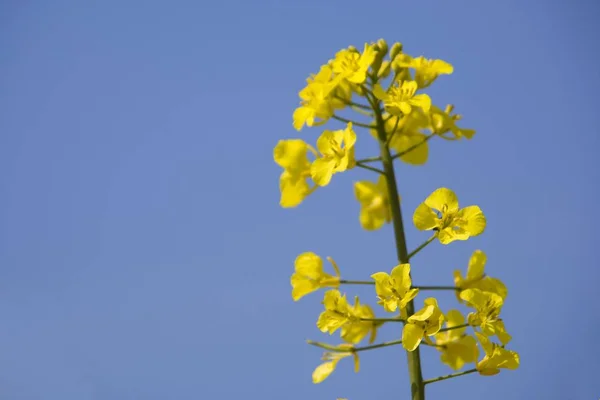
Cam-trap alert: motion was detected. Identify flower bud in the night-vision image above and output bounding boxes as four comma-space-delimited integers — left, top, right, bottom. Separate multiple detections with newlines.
376, 39, 388, 56
377, 60, 392, 78
390, 42, 403, 59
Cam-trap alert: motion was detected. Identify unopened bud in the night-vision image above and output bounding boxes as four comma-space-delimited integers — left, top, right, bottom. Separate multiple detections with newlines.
390, 42, 403, 59
444, 104, 455, 114
377, 60, 392, 78
377, 39, 388, 55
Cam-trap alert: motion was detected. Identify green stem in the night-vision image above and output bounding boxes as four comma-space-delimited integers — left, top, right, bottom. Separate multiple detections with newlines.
334, 96, 372, 110
369, 89, 425, 400
332, 115, 376, 129
423, 369, 477, 385
355, 161, 384, 175
437, 323, 469, 333
307, 338, 443, 354
407, 235, 436, 260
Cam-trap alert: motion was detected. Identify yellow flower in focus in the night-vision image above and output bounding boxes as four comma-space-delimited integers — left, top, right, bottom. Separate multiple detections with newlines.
354, 176, 392, 231
394, 54, 453, 88
460, 288, 512, 345
384, 113, 430, 165
332, 43, 378, 84
312, 347, 359, 384
475, 332, 519, 376
291, 252, 341, 301
293, 65, 339, 131
274, 139, 316, 208
413, 188, 486, 244
402, 297, 445, 351
371, 263, 419, 313
434, 310, 479, 370
373, 81, 431, 116
317, 290, 353, 334
454, 250, 508, 301
429, 105, 475, 140
311, 123, 357, 186
341, 297, 380, 344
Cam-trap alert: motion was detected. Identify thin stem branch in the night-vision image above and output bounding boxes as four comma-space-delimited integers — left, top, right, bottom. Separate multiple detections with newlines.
359, 317, 404, 323
333, 96, 371, 110
355, 156, 382, 164
407, 235, 436, 260
415, 286, 460, 291
437, 323, 469, 333
355, 161, 384, 175
392, 134, 435, 160
332, 115, 376, 129
423, 369, 478, 385
340, 279, 375, 285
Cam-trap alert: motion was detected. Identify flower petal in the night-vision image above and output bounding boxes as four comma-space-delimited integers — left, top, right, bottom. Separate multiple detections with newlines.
425, 188, 459, 214
402, 324, 425, 351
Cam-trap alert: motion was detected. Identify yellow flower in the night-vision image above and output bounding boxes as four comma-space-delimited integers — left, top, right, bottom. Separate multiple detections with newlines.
290, 252, 341, 301
273, 139, 316, 208
341, 297, 379, 344
402, 297, 445, 351
454, 250, 508, 301
475, 332, 519, 376
383, 113, 430, 165
394, 54, 453, 88
317, 290, 353, 334
371, 264, 419, 313
354, 176, 392, 231
429, 105, 475, 140
332, 43, 378, 84
460, 288, 512, 345
434, 310, 479, 370
311, 123, 357, 186
413, 188, 486, 244
312, 347, 359, 384
373, 80, 431, 116
293, 65, 339, 131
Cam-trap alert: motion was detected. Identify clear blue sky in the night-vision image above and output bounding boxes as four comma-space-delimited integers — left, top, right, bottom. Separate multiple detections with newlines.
1, 1, 598, 399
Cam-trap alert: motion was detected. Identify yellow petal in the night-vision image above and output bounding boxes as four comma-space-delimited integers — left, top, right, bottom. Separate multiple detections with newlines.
410, 94, 431, 113
467, 250, 486, 280
390, 133, 429, 165
458, 205, 486, 236
312, 360, 337, 384
390, 263, 412, 292
402, 324, 425, 351
413, 203, 438, 231
425, 188, 459, 214
311, 158, 336, 187
274, 139, 310, 170
279, 170, 311, 208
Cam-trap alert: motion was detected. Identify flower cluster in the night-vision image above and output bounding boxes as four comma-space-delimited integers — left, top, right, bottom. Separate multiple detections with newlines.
276, 39, 519, 397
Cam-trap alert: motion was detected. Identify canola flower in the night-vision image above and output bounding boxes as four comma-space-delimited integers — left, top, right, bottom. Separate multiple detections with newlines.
276, 39, 519, 400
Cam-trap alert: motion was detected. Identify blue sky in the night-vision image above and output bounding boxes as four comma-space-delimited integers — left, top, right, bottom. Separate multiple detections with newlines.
1, 1, 599, 399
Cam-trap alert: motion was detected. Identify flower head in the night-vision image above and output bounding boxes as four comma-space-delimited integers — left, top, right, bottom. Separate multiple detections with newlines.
429, 105, 475, 140
293, 65, 342, 131
291, 252, 341, 301
475, 332, 519, 376
402, 297, 445, 351
312, 346, 359, 384
311, 123, 357, 186
434, 310, 479, 370
381, 113, 430, 165
371, 264, 419, 313
413, 187, 486, 244
394, 54, 453, 88
317, 290, 353, 334
332, 43, 378, 84
341, 297, 380, 344
373, 80, 431, 116
461, 288, 512, 345
354, 175, 392, 231
454, 250, 508, 301
274, 139, 316, 208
